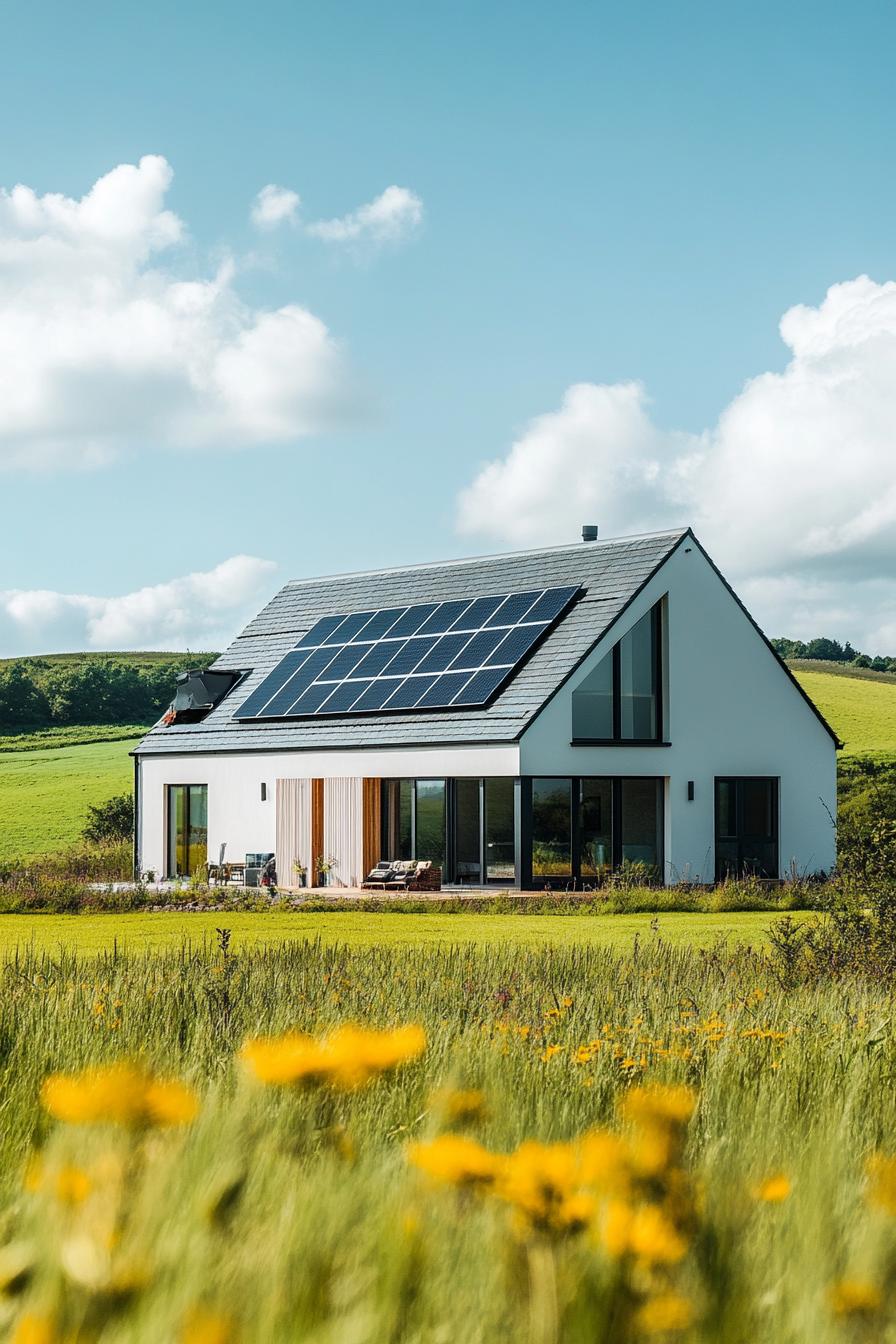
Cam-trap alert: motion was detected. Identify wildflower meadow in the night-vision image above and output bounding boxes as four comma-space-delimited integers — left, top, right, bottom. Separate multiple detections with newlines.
1, 932, 896, 1342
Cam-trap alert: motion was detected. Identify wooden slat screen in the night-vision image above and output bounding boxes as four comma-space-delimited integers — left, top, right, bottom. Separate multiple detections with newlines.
311, 778, 324, 885
362, 778, 382, 877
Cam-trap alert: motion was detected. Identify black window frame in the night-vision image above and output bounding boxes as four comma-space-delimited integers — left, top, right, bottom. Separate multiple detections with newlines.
382, 777, 516, 885
518, 775, 665, 889
380, 774, 665, 889
165, 783, 209, 879
713, 776, 779, 881
571, 600, 666, 745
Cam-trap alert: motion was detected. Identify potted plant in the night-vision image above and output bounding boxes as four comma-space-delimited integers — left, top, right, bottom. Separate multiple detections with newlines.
316, 855, 337, 887
292, 859, 307, 888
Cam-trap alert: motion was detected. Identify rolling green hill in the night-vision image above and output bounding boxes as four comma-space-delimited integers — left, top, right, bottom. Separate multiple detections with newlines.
791, 663, 896, 758
0, 735, 141, 860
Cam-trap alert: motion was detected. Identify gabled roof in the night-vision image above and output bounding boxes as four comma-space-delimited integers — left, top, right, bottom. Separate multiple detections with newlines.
135, 528, 688, 755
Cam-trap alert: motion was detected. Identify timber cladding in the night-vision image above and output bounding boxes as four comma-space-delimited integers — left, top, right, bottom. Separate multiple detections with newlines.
311, 778, 324, 881
362, 778, 382, 876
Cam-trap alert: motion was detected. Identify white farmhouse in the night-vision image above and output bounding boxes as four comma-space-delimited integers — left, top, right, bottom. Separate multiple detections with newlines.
133, 528, 838, 888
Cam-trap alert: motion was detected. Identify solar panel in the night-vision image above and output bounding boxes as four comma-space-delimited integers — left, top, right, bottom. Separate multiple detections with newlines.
235, 583, 580, 720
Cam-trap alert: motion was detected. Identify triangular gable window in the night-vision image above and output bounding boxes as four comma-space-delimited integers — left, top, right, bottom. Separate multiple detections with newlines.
571, 600, 664, 743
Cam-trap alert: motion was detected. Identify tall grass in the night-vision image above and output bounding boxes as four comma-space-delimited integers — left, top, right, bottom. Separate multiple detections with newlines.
1, 934, 895, 1340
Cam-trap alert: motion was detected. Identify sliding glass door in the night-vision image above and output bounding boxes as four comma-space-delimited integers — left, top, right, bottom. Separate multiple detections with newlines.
527, 777, 663, 887
455, 779, 481, 882
484, 778, 515, 881
166, 784, 208, 878
381, 777, 517, 884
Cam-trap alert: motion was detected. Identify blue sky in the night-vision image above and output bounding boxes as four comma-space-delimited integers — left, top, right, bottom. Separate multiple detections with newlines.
2, 0, 896, 653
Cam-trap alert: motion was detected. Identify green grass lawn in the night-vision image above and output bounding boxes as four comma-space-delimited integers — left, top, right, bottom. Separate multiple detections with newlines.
0, 736, 140, 860
793, 666, 896, 757
0, 909, 795, 955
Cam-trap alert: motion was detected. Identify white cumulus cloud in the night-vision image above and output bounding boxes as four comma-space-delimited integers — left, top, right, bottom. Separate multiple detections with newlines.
306, 185, 423, 245
250, 184, 301, 229
0, 555, 278, 655
456, 276, 896, 651
0, 155, 358, 469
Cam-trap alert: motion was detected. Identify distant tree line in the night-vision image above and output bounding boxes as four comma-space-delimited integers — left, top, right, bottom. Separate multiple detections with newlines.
0, 656, 218, 729
771, 636, 896, 674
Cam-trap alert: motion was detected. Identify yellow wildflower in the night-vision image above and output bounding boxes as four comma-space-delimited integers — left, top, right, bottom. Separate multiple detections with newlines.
752, 1173, 791, 1203
407, 1134, 499, 1188
634, 1292, 694, 1335
54, 1166, 91, 1206
240, 1024, 425, 1089
599, 1200, 634, 1257
541, 1045, 563, 1062
621, 1084, 696, 1129
180, 1308, 235, 1344
238, 1032, 329, 1086
827, 1279, 881, 1318
12, 1316, 55, 1344
627, 1204, 689, 1264
578, 1130, 631, 1195
430, 1087, 488, 1125
41, 1064, 198, 1128
866, 1153, 896, 1214
496, 1140, 594, 1234
630, 1127, 677, 1177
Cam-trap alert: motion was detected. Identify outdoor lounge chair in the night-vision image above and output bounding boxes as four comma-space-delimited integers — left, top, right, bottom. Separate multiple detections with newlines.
361, 861, 398, 890
385, 860, 442, 892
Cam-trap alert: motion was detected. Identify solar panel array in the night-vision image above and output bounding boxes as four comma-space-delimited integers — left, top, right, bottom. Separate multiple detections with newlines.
235, 585, 580, 719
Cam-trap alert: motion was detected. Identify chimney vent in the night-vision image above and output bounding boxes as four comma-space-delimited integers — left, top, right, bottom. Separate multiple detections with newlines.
581, 524, 598, 543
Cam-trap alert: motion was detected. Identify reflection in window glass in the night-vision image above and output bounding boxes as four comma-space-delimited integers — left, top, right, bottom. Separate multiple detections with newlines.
621, 778, 661, 872
455, 779, 481, 882
532, 778, 572, 877
385, 780, 414, 859
742, 778, 773, 837
398, 780, 413, 857
167, 784, 208, 878
715, 778, 778, 880
187, 785, 208, 876
716, 780, 736, 839
485, 778, 515, 880
415, 780, 445, 863
619, 609, 657, 739
571, 654, 613, 739
581, 779, 612, 876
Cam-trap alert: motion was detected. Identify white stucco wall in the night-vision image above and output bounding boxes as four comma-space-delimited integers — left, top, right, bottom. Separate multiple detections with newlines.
136, 743, 519, 877
519, 540, 838, 881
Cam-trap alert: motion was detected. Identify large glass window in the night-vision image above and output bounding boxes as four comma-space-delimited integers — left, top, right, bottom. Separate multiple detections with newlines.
571, 601, 662, 741
167, 784, 208, 878
621, 778, 662, 872
619, 610, 658, 739
485, 778, 515, 881
581, 779, 613, 877
455, 779, 481, 882
528, 777, 663, 885
715, 778, 778, 880
571, 654, 613, 739
532, 778, 572, 878
385, 780, 413, 859
415, 780, 446, 864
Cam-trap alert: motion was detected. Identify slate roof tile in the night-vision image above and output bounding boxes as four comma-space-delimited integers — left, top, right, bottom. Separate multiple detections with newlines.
135, 529, 688, 756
